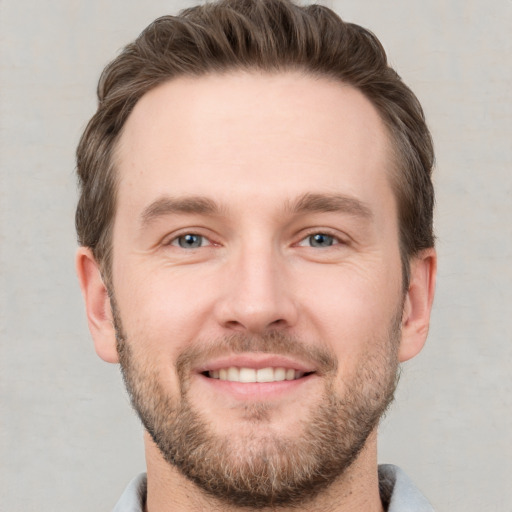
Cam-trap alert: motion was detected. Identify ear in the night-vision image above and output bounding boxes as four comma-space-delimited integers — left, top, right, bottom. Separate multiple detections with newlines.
75, 247, 119, 363
399, 248, 437, 362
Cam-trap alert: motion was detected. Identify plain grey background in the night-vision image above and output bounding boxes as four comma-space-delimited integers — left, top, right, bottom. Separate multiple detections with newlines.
0, 1, 510, 511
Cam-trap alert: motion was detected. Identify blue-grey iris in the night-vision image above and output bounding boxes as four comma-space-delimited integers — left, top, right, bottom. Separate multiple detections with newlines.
309, 233, 334, 247
178, 234, 203, 248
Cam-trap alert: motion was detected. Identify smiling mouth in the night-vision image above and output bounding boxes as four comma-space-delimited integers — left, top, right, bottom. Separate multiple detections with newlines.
203, 367, 315, 383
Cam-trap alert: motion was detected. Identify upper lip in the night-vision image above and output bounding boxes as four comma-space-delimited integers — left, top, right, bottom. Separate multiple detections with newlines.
195, 353, 317, 374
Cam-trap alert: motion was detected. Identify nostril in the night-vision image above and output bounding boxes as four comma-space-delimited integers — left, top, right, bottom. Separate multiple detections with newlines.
224, 320, 245, 330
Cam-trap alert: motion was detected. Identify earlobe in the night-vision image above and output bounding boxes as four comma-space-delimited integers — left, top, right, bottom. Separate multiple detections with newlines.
399, 248, 437, 362
75, 247, 119, 363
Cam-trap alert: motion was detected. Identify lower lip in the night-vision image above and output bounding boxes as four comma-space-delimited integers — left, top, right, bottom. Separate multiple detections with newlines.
196, 373, 317, 400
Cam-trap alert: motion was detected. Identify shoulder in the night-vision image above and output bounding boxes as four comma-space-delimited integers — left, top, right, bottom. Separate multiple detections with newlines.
378, 464, 435, 512
111, 473, 147, 512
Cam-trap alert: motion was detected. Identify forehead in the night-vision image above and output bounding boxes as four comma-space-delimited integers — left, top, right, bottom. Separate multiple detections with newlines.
114, 71, 395, 218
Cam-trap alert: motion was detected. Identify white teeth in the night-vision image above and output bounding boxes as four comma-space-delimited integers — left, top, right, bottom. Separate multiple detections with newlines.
227, 367, 239, 382
273, 367, 286, 381
257, 367, 278, 382
239, 368, 256, 383
207, 366, 308, 383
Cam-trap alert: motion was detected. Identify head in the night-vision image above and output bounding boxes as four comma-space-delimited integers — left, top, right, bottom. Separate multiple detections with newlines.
76, 0, 434, 289
76, 0, 436, 508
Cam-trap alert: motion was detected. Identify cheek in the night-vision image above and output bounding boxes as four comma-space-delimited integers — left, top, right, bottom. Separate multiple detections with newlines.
296, 261, 403, 355
113, 262, 217, 355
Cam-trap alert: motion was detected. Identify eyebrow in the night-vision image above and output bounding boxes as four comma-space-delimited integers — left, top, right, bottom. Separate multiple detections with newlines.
287, 193, 373, 219
139, 191, 373, 228
140, 195, 222, 227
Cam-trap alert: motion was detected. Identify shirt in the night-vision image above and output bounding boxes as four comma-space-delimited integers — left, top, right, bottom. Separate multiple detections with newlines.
112, 464, 435, 511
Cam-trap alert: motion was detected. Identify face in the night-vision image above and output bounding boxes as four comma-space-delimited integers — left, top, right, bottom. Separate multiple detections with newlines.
108, 72, 407, 506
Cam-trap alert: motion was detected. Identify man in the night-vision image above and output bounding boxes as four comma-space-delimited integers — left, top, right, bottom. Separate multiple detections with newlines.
75, 0, 437, 510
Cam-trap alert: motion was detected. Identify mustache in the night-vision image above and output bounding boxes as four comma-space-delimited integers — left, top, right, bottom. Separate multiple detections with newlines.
175, 331, 338, 384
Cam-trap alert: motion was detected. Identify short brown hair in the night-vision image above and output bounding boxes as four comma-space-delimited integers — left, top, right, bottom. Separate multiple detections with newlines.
76, 0, 434, 287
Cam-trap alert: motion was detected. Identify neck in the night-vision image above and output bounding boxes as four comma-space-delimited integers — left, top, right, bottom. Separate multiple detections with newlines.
143, 430, 384, 512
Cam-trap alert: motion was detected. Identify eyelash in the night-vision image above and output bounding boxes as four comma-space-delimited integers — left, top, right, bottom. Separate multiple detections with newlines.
167, 233, 213, 249
296, 230, 346, 248
165, 230, 346, 250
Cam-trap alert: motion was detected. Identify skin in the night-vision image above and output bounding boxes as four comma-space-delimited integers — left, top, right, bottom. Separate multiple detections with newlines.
77, 71, 436, 511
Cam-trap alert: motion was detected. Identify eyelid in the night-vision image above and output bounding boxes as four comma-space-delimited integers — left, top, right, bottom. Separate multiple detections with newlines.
159, 227, 349, 249
170, 234, 210, 248
296, 228, 348, 247
162, 228, 218, 248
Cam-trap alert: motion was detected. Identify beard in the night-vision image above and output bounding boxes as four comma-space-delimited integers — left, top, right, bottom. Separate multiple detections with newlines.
113, 301, 401, 509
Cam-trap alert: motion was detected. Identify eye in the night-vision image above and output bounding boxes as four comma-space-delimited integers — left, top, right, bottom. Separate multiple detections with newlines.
298, 233, 339, 248
170, 233, 210, 249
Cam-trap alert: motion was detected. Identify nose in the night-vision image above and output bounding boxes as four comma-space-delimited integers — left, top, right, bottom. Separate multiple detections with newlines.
214, 243, 299, 334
